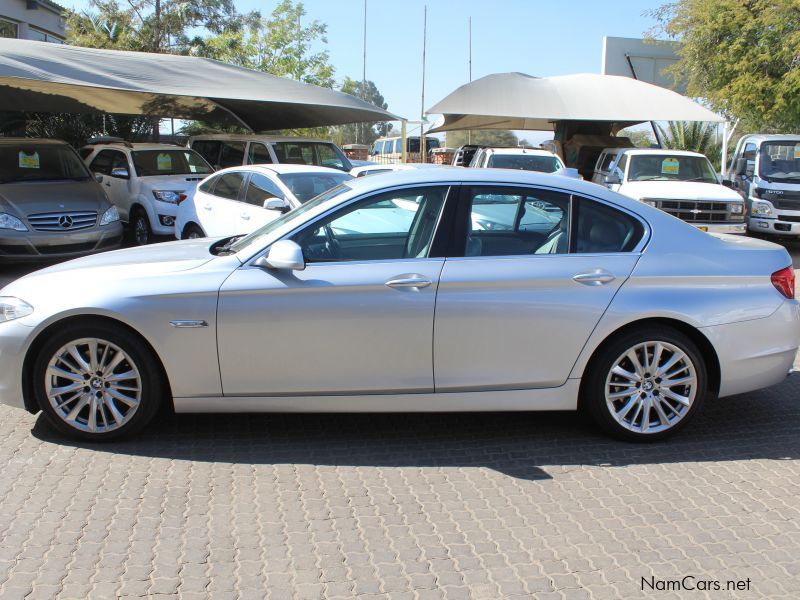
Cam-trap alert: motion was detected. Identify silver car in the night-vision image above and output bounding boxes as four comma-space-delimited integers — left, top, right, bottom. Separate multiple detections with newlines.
0, 139, 123, 260
0, 169, 797, 442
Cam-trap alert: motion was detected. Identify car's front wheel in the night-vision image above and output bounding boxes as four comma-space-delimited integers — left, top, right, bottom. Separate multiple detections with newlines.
130, 208, 152, 245
32, 321, 164, 441
182, 224, 205, 239
581, 326, 707, 441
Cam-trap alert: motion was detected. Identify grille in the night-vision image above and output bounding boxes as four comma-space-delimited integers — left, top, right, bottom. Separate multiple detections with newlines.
27, 211, 98, 232
778, 215, 800, 223
36, 242, 96, 255
771, 199, 800, 210
650, 200, 732, 224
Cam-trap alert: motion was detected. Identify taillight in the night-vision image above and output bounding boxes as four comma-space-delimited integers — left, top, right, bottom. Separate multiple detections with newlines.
771, 266, 795, 299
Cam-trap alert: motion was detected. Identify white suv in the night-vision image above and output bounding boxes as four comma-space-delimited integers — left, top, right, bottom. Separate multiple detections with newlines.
82, 141, 213, 244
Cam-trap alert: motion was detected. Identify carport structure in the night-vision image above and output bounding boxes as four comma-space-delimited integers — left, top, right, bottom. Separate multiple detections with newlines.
0, 38, 397, 130
426, 72, 724, 176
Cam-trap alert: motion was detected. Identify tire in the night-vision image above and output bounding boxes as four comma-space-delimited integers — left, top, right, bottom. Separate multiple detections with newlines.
182, 223, 205, 240
129, 207, 152, 245
580, 326, 707, 442
32, 321, 165, 442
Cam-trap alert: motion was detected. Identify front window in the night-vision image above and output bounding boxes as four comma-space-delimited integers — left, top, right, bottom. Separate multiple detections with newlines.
131, 149, 212, 177
0, 19, 18, 39
486, 154, 563, 173
758, 141, 800, 182
292, 186, 448, 262
276, 172, 353, 203
0, 144, 91, 183
626, 154, 717, 183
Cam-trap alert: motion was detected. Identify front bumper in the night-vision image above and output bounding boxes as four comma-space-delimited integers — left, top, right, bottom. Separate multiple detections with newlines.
702, 299, 800, 398
0, 223, 123, 261
748, 215, 800, 236
0, 318, 33, 411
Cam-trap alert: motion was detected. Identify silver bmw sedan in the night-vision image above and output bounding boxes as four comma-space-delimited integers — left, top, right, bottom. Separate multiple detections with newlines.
0, 169, 797, 442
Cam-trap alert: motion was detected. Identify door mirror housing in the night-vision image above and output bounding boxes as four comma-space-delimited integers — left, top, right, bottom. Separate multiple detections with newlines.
110, 167, 129, 179
94, 173, 104, 183
604, 173, 621, 186
263, 197, 289, 212
721, 178, 734, 188
256, 239, 305, 271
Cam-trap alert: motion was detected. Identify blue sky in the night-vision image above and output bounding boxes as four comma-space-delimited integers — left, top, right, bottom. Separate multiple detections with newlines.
64, 0, 668, 139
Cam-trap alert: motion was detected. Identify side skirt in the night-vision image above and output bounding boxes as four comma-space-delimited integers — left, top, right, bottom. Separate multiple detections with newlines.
173, 380, 581, 413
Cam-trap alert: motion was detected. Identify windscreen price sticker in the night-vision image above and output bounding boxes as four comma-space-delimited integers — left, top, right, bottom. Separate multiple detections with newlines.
794, 145, 800, 159
661, 158, 680, 174
18, 151, 40, 169
156, 153, 172, 170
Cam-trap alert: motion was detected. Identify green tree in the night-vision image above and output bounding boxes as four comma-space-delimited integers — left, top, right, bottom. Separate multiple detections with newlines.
655, 120, 723, 165
332, 78, 391, 145
445, 130, 518, 148
617, 127, 655, 148
650, 0, 800, 131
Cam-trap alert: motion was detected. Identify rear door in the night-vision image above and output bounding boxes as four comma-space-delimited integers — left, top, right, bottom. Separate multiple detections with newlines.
197, 171, 247, 237
433, 185, 644, 391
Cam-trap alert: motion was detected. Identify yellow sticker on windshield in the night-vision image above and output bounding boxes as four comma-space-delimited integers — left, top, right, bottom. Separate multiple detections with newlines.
661, 158, 680, 174
794, 145, 800, 159
18, 151, 40, 169
156, 153, 172, 170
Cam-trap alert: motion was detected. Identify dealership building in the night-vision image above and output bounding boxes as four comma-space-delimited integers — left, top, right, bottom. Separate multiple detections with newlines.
1, 0, 65, 43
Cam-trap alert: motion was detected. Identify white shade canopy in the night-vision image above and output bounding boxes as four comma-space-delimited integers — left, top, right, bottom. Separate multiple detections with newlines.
426, 72, 722, 133
0, 39, 398, 130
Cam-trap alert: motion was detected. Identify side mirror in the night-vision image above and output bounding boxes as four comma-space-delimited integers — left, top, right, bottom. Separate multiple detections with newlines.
735, 158, 747, 176
263, 197, 289, 212
255, 239, 305, 271
110, 167, 129, 179
604, 173, 621, 186
94, 173, 104, 183
721, 178, 734, 188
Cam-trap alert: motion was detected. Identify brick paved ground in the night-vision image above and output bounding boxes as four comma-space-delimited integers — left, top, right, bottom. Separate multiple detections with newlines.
0, 375, 797, 599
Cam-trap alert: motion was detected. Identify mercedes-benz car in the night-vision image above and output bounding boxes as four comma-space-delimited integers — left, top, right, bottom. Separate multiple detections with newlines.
0, 169, 797, 442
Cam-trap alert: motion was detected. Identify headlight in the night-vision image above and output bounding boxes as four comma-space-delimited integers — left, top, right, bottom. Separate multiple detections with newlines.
99, 205, 120, 225
152, 190, 186, 204
0, 297, 33, 323
730, 202, 743, 214
750, 200, 774, 217
0, 213, 27, 232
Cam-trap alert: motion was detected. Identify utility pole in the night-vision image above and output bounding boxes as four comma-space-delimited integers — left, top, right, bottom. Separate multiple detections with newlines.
152, 0, 162, 142
360, 0, 368, 144
467, 16, 472, 145
420, 5, 427, 163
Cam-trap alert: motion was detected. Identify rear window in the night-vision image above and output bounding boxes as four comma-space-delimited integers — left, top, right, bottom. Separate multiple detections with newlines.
486, 154, 562, 173
0, 143, 91, 183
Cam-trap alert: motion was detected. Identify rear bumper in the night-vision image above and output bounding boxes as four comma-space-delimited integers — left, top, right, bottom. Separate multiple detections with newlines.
0, 224, 123, 261
702, 299, 800, 398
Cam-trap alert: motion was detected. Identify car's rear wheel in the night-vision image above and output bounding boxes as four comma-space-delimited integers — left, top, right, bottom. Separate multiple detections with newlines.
32, 322, 164, 441
581, 326, 707, 441
130, 208, 152, 245
183, 224, 205, 240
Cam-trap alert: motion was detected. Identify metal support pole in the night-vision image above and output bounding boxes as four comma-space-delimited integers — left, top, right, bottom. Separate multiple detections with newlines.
420, 5, 427, 164
401, 120, 408, 163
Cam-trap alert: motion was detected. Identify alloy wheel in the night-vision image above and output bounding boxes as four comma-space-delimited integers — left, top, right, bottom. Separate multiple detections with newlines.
45, 337, 142, 434
604, 341, 697, 434
134, 215, 150, 245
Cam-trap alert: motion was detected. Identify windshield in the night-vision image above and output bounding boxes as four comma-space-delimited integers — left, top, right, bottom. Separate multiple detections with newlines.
627, 154, 717, 183
0, 143, 91, 183
228, 182, 353, 255
277, 172, 353, 202
131, 149, 212, 177
487, 154, 563, 173
758, 141, 800, 181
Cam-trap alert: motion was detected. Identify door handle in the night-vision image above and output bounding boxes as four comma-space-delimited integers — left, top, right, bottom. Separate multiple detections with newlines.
573, 270, 616, 286
240, 213, 250, 220
385, 277, 432, 289
203, 203, 212, 210
105, 182, 111, 187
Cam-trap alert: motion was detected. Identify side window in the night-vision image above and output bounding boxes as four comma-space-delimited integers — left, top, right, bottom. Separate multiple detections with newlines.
371, 141, 383, 155
383, 140, 394, 155
198, 174, 219, 194
245, 173, 285, 206
315, 144, 345, 169
395, 139, 403, 153
598, 152, 616, 173
292, 186, 449, 262
191, 141, 222, 168
212, 172, 246, 201
465, 187, 570, 256
109, 151, 130, 177
89, 150, 115, 175
248, 143, 273, 165
743, 143, 757, 176
219, 142, 246, 168
614, 154, 628, 178
574, 197, 643, 253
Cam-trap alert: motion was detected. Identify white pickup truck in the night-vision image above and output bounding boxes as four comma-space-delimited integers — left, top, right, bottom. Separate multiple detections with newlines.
592, 148, 745, 234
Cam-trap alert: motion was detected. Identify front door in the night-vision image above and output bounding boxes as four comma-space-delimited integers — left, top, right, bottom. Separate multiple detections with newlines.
434, 185, 643, 391
217, 185, 453, 396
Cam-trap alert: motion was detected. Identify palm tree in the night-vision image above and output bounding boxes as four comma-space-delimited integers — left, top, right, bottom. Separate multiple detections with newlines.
656, 121, 723, 167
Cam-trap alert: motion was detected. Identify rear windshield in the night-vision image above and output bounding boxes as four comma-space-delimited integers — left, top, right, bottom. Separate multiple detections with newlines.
131, 149, 213, 177
277, 172, 354, 202
487, 154, 563, 173
408, 138, 440, 153
0, 144, 91, 183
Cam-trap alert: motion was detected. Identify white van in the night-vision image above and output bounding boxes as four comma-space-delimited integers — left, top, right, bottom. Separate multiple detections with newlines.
729, 134, 800, 237
370, 136, 441, 163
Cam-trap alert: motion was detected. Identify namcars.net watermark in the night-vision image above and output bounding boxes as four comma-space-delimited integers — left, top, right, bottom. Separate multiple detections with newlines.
642, 575, 752, 592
